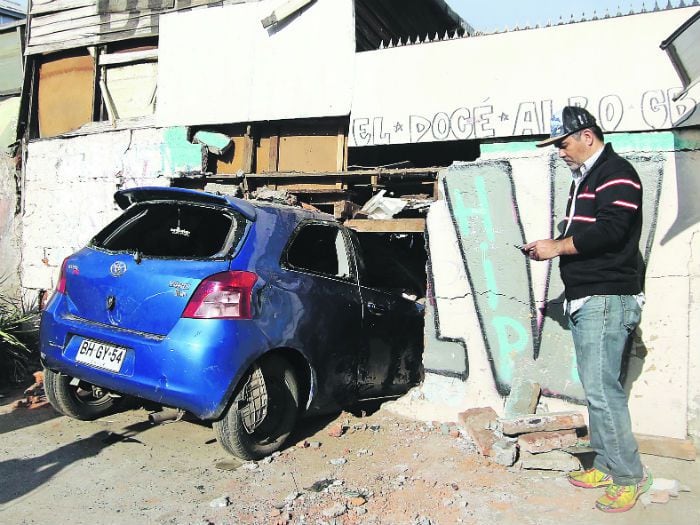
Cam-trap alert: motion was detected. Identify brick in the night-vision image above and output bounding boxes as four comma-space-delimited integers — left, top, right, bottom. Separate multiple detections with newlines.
504, 380, 540, 417
458, 407, 498, 456
327, 423, 346, 438
517, 429, 578, 454
520, 450, 581, 472
500, 411, 586, 436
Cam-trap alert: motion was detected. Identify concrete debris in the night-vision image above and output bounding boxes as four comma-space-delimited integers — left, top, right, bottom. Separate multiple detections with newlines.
504, 380, 541, 417
500, 411, 586, 436
519, 450, 581, 472
321, 502, 347, 518
491, 438, 518, 467
327, 422, 346, 437
309, 441, 322, 448
208, 495, 230, 508
305, 479, 335, 492
239, 461, 259, 471
329, 457, 347, 466
251, 186, 299, 206
296, 439, 310, 448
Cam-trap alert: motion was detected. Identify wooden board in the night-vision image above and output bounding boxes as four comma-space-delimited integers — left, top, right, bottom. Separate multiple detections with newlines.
635, 433, 697, 461
38, 54, 95, 137
345, 218, 426, 233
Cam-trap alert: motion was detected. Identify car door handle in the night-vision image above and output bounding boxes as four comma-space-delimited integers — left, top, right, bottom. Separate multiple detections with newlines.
367, 302, 387, 315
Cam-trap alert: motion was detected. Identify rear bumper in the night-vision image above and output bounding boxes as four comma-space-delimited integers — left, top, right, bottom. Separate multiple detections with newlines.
40, 296, 269, 419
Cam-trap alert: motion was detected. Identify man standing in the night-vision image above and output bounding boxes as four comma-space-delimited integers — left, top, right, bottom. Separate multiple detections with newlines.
523, 106, 651, 513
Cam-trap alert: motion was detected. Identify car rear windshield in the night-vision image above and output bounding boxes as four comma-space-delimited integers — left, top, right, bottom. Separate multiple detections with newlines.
90, 202, 245, 258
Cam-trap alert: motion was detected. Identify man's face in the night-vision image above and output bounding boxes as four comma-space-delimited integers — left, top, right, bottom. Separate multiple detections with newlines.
556, 133, 589, 170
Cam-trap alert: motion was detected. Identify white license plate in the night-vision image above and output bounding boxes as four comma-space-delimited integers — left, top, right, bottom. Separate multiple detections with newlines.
75, 338, 127, 373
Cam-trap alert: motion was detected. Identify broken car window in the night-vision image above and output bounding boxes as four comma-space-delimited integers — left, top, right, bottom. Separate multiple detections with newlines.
285, 223, 352, 279
91, 202, 241, 258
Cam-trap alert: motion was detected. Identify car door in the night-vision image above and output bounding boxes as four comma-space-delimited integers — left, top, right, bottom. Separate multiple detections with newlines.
278, 220, 364, 408
348, 231, 425, 398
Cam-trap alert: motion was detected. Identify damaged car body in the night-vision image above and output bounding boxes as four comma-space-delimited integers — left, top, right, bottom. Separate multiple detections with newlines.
40, 187, 424, 459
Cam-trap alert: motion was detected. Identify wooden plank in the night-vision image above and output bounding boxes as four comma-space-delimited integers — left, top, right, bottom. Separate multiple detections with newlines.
243, 167, 441, 179
242, 125, 253, 174
336, 122, 345, 171
268, 134, 279, 172
26, 25, 159, 55
96, 0, 174, 14
635, 433, 697, 461
31, 10, 163, 39
29, 11, 159, 46
31, 6, 98, 30
99, 48, 158, 65
345, 218, 426, 233
31, 0, 94, 16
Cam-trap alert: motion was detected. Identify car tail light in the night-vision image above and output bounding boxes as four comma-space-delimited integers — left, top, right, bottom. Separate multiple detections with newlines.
55, 258, 68, 294
182, 271, 258, 320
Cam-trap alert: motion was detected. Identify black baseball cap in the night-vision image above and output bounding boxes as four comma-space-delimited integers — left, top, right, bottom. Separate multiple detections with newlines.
537, 106, 597, 147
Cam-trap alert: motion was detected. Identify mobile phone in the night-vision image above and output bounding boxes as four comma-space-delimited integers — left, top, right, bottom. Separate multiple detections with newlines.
514, 244, 528, 254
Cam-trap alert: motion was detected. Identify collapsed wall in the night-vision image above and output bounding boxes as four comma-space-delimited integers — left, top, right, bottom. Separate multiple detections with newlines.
418, 130, 700, 443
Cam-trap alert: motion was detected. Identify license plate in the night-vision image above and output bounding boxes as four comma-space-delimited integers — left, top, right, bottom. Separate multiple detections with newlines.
75, 338, 127, 373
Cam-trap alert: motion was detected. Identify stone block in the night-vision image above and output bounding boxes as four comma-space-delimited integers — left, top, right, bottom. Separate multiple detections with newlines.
504, 380, 540, 417
500, 411, 586, 436
491, 438, 517, 466
458, 407, 498, 456
518, 429, 578, 454
520, 450, 581, 472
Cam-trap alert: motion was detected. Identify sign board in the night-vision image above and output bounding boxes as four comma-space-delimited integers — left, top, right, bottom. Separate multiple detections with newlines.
157, 0, 355, 127
349, 7, 700, 147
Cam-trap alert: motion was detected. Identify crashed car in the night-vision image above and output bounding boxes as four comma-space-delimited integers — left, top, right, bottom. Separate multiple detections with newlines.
40, 187, 424, 459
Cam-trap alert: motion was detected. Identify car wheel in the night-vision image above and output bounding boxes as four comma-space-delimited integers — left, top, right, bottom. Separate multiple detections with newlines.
44, 368, 120, 420
214, 355, 300, 460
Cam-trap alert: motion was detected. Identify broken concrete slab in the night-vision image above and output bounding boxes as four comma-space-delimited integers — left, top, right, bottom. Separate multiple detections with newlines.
504, 380, 540, 418
458, 407, 498, 457
500, 412, 586, 436
635, 433, 698, 461
518, 429, 578, 454
520, 450, 581, 472
491, 438, 518, 467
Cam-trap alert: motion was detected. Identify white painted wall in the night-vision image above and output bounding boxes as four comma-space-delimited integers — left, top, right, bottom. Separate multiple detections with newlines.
21, 128, 203, 292
350, 7, 700, 147
157, 0, 355, 127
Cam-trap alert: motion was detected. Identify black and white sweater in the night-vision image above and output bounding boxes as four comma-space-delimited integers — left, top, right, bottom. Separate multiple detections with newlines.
559, 143, 643, 300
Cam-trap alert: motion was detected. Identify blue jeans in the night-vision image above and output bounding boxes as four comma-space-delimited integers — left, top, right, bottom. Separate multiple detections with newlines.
568, 295, 643, 485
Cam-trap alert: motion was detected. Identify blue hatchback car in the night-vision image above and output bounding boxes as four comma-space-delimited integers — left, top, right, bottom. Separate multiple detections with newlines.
40, 187, 424, 459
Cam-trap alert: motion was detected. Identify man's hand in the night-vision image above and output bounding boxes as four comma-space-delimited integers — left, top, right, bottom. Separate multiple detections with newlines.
522, 237, 578, 261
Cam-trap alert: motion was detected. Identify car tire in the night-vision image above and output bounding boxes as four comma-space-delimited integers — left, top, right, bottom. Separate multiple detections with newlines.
44, 368, 120, 420
214, 355, 300, 460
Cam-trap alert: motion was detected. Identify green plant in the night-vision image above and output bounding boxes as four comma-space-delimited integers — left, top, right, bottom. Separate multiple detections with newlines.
0, 292, 40, 387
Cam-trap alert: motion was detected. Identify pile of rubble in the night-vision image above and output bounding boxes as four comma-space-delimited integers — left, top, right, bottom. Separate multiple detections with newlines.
459, 407, 586, 471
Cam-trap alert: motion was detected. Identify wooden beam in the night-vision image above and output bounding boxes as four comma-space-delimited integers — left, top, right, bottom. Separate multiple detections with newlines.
345, 218, 425, 233
635, 433, 697, 461
242, 125, 254, 174
268, 133, 279, 173
99, 49, 158, 66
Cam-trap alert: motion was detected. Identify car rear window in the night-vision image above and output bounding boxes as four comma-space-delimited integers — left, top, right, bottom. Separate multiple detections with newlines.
90, 202, 244, 258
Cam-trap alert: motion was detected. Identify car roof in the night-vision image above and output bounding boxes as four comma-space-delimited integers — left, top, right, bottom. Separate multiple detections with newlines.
114, 186, 337, 224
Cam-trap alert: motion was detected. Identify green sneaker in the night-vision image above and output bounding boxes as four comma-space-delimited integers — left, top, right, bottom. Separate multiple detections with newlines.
568, 467, 613, 488
595, 471, 653, 513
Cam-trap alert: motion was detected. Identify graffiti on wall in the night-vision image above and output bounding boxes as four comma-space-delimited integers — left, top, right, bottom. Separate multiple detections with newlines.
350, 90, 696, 147
428, 153, 664, 403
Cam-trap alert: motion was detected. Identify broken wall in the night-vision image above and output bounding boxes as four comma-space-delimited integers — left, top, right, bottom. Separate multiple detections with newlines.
21, 127, 205, 293
0, 153, 20, 299
422, 131, 700, 442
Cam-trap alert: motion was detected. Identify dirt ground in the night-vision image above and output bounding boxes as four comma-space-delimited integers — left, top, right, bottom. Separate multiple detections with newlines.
1, 388, 699, 525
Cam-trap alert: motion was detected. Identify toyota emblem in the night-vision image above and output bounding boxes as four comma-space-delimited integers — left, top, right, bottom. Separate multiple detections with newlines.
110, 261, 127, 277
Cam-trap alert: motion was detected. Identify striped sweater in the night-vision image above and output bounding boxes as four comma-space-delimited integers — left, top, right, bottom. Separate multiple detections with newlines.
559, 143, 644, 300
